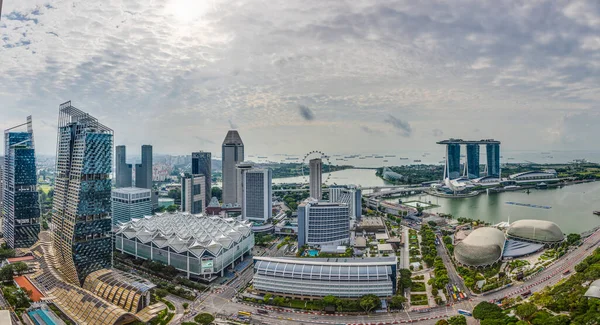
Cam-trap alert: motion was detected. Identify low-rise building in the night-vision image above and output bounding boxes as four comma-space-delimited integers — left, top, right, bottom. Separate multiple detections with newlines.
115, 212, 254, 281
252, 256, 397, 299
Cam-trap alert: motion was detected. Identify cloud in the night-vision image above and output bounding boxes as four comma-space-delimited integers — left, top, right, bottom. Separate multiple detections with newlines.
194, 136, 215, 145
298, 104, 315, 121
384, 115, 412, 137
360, 125, 384, 135
432, 128, 444, 137
1, 1, 600, 154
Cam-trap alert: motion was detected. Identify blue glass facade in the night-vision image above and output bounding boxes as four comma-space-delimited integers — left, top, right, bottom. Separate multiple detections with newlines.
466, 144, 480, 179
53, 102, 114, 285
3, 126, 40, 248
486, 143, 501, 177
446, 143, 461, 180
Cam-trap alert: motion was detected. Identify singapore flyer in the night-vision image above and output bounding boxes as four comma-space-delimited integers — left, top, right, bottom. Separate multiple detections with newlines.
300, 150, 331, 185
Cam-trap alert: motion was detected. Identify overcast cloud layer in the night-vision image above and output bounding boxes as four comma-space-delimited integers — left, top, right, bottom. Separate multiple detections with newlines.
1, 0, 600, 155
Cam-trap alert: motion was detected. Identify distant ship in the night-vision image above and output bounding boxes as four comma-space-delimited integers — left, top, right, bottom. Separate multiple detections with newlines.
285, 157, 299, 160
359, 157, 366, 159
336, 158, 344, 160
399, 157, 409, 160
258, 156, 268, 159
414, 159, 422, 162
385, 155, 396, 157
541, 152, 550, 154
375, 156, 384, 158
383, 160, 388, 162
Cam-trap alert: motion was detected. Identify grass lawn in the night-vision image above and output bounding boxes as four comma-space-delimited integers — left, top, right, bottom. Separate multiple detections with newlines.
38, 184, 52, 194
410, 294, 428, 306
411, 282, 426, 292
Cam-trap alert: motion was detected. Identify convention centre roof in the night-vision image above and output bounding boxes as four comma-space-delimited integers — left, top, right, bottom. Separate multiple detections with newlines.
115, 212, 252, 256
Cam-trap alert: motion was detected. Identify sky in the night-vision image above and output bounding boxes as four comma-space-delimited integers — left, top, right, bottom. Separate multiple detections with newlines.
1, 0, 600, 156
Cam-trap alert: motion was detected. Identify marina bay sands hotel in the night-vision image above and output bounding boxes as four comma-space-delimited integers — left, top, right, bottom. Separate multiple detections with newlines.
436, 139, 500, 180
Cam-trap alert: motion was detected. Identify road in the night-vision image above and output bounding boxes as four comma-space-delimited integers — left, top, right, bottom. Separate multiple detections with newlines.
181, 229, 600, 325
435, 234, 470, 299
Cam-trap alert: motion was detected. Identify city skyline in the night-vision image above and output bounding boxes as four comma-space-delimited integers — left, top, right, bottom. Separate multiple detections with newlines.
2, 1, 600, 156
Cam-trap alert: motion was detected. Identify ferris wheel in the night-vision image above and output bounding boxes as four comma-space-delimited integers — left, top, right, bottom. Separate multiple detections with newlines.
300, 150, 332, 185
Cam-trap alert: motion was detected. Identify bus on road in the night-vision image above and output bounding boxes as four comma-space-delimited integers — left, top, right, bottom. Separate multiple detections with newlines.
457, 309, 473, 317
238, 311, 252, 317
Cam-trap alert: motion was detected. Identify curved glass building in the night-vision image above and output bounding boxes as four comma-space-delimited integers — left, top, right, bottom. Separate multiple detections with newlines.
507, 219, 564, 244
253, 256, 397, 298
454, 227, 505, 267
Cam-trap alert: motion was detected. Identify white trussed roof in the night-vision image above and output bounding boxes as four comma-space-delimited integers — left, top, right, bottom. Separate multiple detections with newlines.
116, 212, 252, 257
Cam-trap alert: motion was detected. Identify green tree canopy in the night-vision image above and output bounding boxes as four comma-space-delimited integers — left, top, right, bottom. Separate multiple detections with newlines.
389, 295, 406, 310
516, 302, 538, 321
194, 313, 215, 325
359, 294, 381, 313
447, 315, 467, 325
473, 301, 503, 320
567, 233, 581, 246
323, 295, 338, 306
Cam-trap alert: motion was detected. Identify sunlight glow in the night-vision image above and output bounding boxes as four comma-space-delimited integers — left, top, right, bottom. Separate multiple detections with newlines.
166, 0, 213, 23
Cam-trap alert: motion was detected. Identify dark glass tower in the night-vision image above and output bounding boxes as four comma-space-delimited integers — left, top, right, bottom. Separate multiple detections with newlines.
465, 144, 480, 179
135, 145, 152, 189
222, 131, 244, 204
445, 143, 461, 180
3, 116, 40, 248
486, 143, 501, 177
192, 151, 212, 206
115, 145, 132, 188
53, 101, 113, 285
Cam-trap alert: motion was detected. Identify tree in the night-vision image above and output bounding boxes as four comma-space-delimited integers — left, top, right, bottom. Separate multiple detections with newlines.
0, 265, 15, 282
154, 288, 169, 298
473, 301, 503, 320
447, 315, 467, 325
194, 313, 215, 325
211, 187, 222, 201
436, 320, 449, 325
516, 303, 538, 321
443, 236, 452, 245
12, 262, 28, 275
323, 295, 338, 307
263, 293, 272, 303
359, 294, 381, 313
398, 269, 412, 291
273, 296, 285, 306
428, 221, 438, 228
182, 302, 189, 309
389, 295, 406, 310
166, 204, 179, 213
285, 210, 293, 218
567, 233, 581, 246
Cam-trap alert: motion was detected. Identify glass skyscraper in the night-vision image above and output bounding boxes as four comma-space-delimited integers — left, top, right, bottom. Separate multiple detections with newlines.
466, 144, 480, 179
486, 143, 501, 177
192, 151, 212, 206
3, 116, 40, 248
446, 143, 461, 180
52, 101, 113, 285
115, 145, 132, 188
221, 131, 244, 205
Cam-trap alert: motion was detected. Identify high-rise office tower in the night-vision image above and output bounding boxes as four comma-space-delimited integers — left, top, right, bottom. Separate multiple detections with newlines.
241, 168, 272, 222
0, 156, 4, 222
53, 101, 113, 285
465, 143, 480, 179
236, 162, 254, 207
297, 198, 350, 248
221, 130, 244, 204
115, 145, 132, 188
181, 174, 206, 214
3, 116, 40, 248
486, 143, 501, 177
135, 145, 152, 189
111, 187, 152, 225
192, 151, 212, 206
309, 158, 322, 200
445, 143, 461, 180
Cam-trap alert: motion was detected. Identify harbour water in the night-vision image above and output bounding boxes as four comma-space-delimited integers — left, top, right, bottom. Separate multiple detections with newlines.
385, 182, 600, 234
275, 168, 600, 234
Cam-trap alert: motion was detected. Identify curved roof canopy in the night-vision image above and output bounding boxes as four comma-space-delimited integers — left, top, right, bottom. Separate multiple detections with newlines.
507, 219, 564, 243
454, 227, 505, 267
115, 212, 252, 257
584, 279, 600, 299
